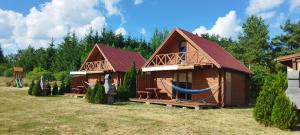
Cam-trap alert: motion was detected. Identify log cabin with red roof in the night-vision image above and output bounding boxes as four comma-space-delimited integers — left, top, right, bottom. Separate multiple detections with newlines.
70, 44, 146, 94
131, 28, 251, 108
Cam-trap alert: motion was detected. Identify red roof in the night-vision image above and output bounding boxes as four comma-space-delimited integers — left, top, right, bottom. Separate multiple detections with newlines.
97, 44, 146, 72
178, 28, 251, 74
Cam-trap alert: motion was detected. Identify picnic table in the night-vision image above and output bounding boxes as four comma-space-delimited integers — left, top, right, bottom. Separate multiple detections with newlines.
137, 88, 160, 99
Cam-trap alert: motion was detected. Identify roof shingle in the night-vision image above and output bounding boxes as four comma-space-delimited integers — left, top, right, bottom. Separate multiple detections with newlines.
97, 44, 146, 72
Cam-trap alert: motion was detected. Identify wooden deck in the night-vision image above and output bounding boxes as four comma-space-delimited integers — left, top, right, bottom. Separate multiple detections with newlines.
129, 98, 219, 110
64, 93, 85, 98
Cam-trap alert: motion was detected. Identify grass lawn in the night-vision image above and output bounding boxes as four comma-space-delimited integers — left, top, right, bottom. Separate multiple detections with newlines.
0, 81, 299, 134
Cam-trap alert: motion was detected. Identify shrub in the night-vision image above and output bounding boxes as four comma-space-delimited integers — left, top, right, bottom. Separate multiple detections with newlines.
94, 83, 105, 104
28, 80, 35, 95
59, 81, 65, 95
64, 77, 71, 93
116, 61, 137, 101
253, 72, 286, 126
85, 87, 95, 103
0, 64, 10, 76
46, 83, 51, 96
26, 67, 54, 81
52, 82, 58, 96
32, 80, 42, 96
116, 86, 128, 101
6, 81, 12, 87
271, 93, 298, 129
3, 68, 12, 77
54, 71, 69, 81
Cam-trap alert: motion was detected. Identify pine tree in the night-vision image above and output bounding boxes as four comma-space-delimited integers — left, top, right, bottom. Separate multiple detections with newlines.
0, 44, 5, 64
52, 82, 59, 96
28, 80, 35, 95
94, 83, 105, 104
46, 83, 51, 96
59, 81, 65, 95
32, 80, 42, 96
117, 61, 137, 101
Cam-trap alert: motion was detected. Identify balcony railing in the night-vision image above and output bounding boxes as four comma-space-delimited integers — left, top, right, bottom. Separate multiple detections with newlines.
81, 60, 110, 71
148, 51, 212, 67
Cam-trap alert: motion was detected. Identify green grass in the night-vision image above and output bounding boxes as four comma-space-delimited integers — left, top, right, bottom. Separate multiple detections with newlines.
0, 77, 299, 134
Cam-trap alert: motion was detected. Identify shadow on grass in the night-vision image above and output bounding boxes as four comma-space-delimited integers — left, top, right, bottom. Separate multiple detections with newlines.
113, 102, 143, 106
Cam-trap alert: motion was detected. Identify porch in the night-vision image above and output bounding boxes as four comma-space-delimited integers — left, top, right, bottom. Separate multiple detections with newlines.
129, 98, 219, 109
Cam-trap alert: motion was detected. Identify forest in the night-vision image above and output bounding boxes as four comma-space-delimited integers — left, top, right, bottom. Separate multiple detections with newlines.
0, 15, 300, 99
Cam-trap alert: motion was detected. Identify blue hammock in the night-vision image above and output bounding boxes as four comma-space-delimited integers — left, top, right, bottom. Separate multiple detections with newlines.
161, 79, 218, 94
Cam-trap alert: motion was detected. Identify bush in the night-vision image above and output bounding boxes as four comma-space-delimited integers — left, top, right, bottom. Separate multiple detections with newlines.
46, 83, 51, 96
54, 71, 69, 81
0, 64, 10, 76
6, 81, 12, 87
59, 81, 65, 95
116, 61, 137, 101
64, 77, 71, 93
253, 72, 286, 126
116, 86, 128, 101
94, 83, 105, 104
28, 80, 34, 95
85, 87, 95, 103
26, 67, 54, 81
3, 68, 12, 77
271, 93, 298, 129
52, 82, 58, 96
32, 80, 42, 96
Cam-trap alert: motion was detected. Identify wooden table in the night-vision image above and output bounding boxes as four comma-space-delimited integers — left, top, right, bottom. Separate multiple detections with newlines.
145, 88, 160, 99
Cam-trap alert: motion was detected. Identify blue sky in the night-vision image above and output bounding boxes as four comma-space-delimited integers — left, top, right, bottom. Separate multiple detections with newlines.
0, 0, 300, 55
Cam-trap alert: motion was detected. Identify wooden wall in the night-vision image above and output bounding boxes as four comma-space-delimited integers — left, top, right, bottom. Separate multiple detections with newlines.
71, 75, 87, 92
191, 68, 219, 103
86, 72, 123, 86
224, 70, 248, 106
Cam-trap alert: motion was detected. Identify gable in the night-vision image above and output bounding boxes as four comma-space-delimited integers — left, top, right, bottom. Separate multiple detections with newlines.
144, 30, 214, 67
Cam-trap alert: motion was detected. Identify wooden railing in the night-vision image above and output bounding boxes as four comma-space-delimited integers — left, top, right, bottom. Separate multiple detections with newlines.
148, 51, 211, 66
80, 60, 110, 71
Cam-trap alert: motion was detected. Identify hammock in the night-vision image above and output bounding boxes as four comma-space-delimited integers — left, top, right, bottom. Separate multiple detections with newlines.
160, 79, 218, 94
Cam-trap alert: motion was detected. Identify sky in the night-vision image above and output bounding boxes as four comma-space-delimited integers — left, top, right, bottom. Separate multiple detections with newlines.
0, 0, 300, 55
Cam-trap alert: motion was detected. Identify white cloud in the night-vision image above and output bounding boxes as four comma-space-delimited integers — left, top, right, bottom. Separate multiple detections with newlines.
193, 10, 242, 39
115, 27, 127, 36
246, 0, 284, 19
134, 0, 144, 5
101, 0, 126, 25
0, 0, 106, 54
290, 0, 300, 11
140, 28, 146, 35
102, 0, 120, 16
257, 11, 276, 19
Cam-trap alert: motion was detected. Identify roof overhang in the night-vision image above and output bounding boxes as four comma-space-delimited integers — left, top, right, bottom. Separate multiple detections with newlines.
142, 65, 194, 72
70, 71, 87, 75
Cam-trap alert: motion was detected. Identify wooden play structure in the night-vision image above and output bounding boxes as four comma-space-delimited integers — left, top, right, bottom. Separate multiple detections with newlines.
13, 67, 23, 88
132, 28, 252, 109
69, 44, 146, 94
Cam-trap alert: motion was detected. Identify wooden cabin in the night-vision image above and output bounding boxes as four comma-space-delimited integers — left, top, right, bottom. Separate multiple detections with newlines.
70, 44, 146, 93
132, 28, 251, 108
